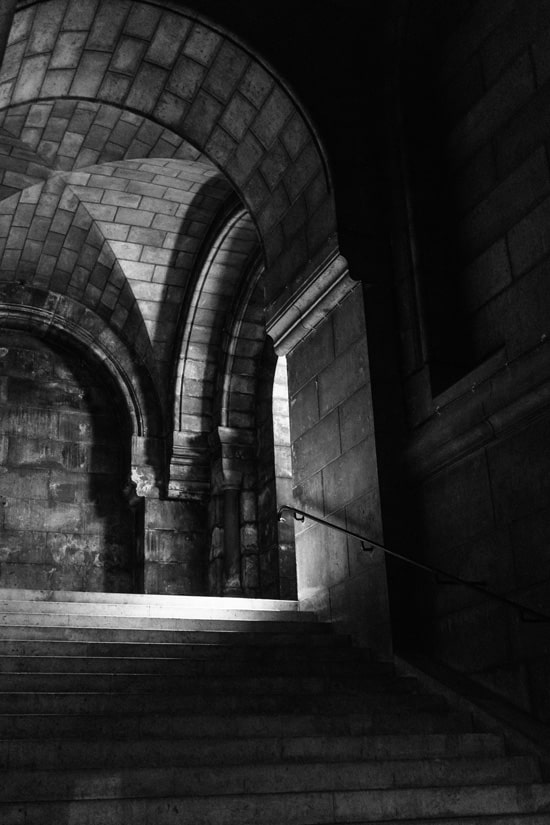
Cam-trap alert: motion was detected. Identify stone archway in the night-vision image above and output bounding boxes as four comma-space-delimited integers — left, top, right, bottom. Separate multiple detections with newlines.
0, 0, 335, 268
0, 325, 137, 592
0, 0, 392, 651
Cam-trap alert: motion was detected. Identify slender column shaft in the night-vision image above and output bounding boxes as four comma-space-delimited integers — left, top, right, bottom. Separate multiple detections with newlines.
223, 486, 242, 594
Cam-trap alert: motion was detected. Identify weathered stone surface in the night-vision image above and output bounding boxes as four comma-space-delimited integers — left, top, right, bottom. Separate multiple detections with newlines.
0, 332, 134, 592
0, 0, 547, 731
291, 410, 340, 486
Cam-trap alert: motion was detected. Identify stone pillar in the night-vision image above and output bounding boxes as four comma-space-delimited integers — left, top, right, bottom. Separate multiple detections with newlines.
141, 497, 207, 595
218, 426, 255, 596
168, 432, 210, 501
131, 435, 163, 500
222, 474, 243, 595
122, 478, 145, 594
132, 434, 210, 595
267, 257, 392, 653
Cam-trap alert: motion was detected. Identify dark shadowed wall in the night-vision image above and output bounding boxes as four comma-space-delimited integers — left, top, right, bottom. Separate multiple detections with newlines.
383, 0, 550, 721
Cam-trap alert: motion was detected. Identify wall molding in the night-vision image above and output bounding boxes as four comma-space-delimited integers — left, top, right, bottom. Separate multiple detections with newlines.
266, 248, 355, 355
406, 340, 550, 480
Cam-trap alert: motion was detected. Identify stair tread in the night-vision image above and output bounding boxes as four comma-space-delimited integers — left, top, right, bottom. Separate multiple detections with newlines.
1, 732, 508, 767
0, 588, 301, 611
315, 818, 550, 825
2, 782, 550, 814
0, 616, 327, 632
1, 803, 550, 825
0, 708, 476, 739
1, 757, 541, 802
0, 625, 337, 644
0, 673, 417, 692
0, 602, 313, 623
0, 594, 545, 823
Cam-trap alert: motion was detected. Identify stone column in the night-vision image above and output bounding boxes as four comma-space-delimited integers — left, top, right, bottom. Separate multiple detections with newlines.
222, 472, 243, 595
168, 432, 210, 501
218, 426, 254, 596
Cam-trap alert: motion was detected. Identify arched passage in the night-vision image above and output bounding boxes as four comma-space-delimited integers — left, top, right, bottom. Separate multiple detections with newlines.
0, 326, 137, 592
0, 0, 390, 651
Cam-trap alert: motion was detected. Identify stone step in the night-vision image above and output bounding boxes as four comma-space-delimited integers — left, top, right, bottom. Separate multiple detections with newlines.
0, 624, 337, 645
0, 732, 507, 771
0, 636, 360, 660
333, 784, 550, 821
0, 653, 389, 677
335, 818, 550, 825
0, 688, 448, 715
1, 756, 540, 802
0, 611, 325, 633
1, 592, 542, 825
0, 708, 474, 739
338, 819, 550, 825
1, 783, 549, 825
0, 671, 418, 695
0, 599, 311, 622
0, 588, 300, 612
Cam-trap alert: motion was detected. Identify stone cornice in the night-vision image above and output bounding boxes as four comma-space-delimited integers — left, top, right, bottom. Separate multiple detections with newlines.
266, 249, 355, 355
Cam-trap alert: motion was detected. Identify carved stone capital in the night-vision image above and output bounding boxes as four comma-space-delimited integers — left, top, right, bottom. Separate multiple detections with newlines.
130, 465, 160, 499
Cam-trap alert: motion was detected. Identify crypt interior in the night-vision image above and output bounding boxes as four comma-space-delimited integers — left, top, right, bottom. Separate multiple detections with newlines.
0, 0, 550, 734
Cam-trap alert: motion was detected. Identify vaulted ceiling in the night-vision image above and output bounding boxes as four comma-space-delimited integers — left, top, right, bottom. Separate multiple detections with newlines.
0, 0, 339, 493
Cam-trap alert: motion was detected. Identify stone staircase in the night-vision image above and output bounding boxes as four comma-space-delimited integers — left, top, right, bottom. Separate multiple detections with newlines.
1, 589, 549, 824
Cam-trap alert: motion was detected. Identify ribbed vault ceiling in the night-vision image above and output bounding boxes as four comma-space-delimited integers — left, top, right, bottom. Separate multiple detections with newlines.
0, 0, 333, 446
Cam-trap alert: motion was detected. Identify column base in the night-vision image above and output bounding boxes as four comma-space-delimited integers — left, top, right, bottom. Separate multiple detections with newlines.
223, 575, 243, 596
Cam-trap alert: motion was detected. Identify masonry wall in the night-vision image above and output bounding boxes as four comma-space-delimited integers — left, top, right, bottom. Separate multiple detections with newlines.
272, 356, 296, 600
256, 341, 281, 599
143, 498, 207, 595
392, 0, 550, 720
287, 286, 391, 653
0, 331, 135, 592
256, 347, 296, 600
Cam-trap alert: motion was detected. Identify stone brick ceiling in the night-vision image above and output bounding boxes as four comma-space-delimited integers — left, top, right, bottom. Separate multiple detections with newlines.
0, 127, 51, 198
0, 0, 336, 450
0, 99, 209, 170
2, 0, 333, 268
0, 157, 236, 386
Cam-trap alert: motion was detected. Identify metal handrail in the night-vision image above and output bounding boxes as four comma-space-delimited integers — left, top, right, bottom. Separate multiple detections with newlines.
277, 505, 550, 624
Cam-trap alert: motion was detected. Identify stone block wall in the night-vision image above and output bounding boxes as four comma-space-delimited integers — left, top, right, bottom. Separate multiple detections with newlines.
0, 330, 135, 591
391, 0, 550, 720
143, 498, 207, 595
287, 286, 390, 652
402, 0, 550, 395
408, 406, 550, 720
272, 356, 296, 599
256, 343, 296, 600
255, 339, 280, 599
